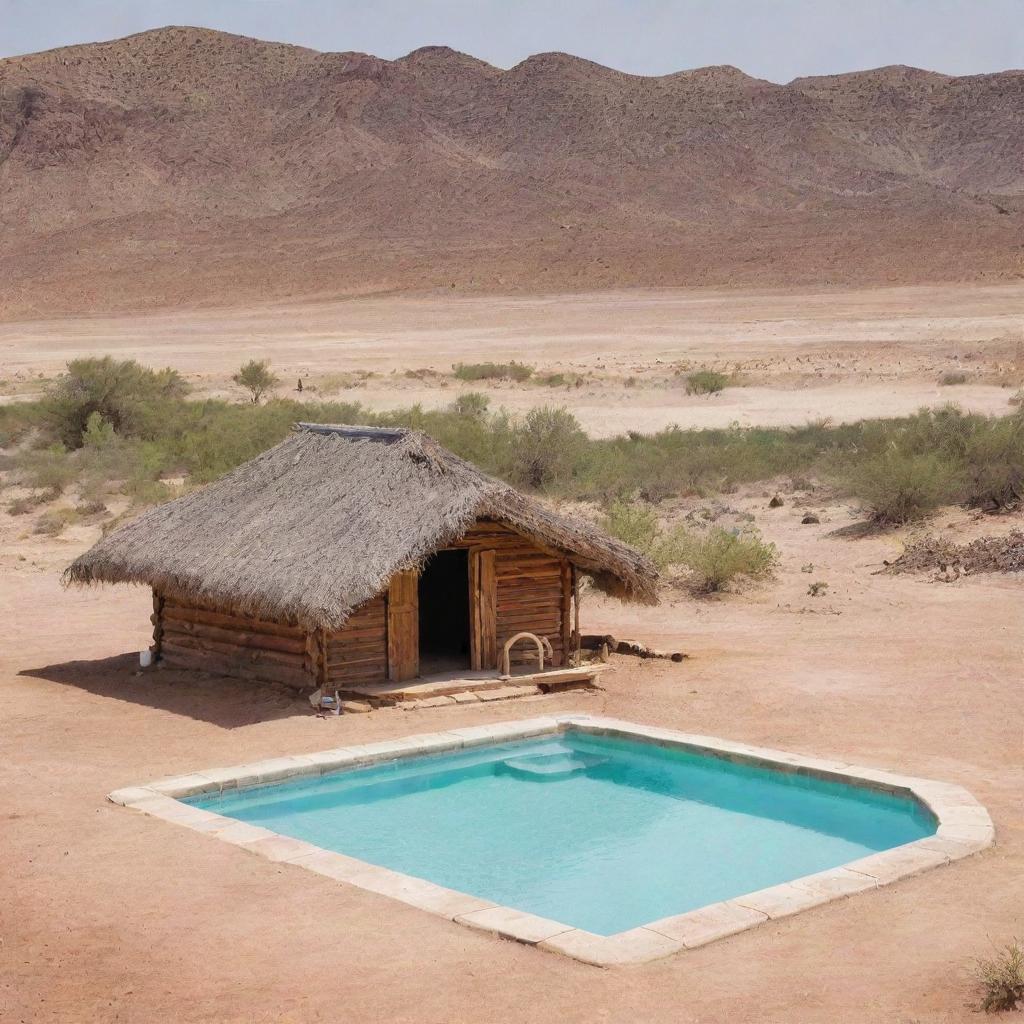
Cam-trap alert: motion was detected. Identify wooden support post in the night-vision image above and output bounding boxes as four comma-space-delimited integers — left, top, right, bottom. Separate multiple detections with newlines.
151, 589, 165, 660
470, 548, 497, 671
387, 570, 419, 682
560, 560, 572, 668
304, 628, 328, 690
572, 567, 581, 668
318, 627, 328, 689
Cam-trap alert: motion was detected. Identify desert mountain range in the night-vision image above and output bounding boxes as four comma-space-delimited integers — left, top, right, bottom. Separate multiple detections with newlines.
1, 26, 1022, 317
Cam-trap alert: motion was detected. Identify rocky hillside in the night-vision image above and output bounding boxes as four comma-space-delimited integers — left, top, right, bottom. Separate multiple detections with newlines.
1, 27, 1022, 316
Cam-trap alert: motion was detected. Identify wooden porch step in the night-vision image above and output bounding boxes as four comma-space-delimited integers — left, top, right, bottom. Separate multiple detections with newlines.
340, 664, 608, 704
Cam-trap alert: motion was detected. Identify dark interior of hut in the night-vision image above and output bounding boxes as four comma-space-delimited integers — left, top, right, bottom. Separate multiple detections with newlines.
417, 549, 471, 676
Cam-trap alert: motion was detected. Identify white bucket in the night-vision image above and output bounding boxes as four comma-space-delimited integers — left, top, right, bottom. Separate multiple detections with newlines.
139, 649, 153, 668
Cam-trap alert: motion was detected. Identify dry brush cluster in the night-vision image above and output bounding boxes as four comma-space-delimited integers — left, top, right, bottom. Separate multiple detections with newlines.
3, 358, 1024, 543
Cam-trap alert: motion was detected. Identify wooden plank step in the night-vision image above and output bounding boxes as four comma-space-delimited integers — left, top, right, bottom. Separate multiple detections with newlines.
341, 665, 608, 702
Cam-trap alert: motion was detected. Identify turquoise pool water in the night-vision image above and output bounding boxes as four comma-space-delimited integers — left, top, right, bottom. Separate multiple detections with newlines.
190, 731, 935, 935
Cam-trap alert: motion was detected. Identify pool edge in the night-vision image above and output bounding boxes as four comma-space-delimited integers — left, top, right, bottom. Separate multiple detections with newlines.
108, 713, 995, 968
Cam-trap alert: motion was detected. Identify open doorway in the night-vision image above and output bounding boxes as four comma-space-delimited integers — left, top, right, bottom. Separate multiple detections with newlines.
418, 549, 470, 676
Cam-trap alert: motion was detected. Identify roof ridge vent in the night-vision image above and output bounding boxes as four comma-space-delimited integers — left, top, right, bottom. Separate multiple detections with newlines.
296, 423, 409, 442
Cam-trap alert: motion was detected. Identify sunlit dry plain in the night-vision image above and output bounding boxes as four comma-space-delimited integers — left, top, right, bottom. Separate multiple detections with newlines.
3, 283, 1023, 431
2, 283, 1023, 1023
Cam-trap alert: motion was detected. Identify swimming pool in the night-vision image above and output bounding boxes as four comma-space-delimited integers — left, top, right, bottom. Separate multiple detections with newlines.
190, 730, 934, 935
112, 716, 994, 965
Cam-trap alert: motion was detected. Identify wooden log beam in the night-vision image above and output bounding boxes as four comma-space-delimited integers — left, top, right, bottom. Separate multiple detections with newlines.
163, 618, 307, 655
162, 646, 312, 689
161, 632, 307, 668
328, 640, 386, 653
162, 603, 302, 639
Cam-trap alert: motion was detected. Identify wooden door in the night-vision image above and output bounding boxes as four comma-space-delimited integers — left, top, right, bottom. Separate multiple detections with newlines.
469, 549, 497, 670
387, 570, 419, 681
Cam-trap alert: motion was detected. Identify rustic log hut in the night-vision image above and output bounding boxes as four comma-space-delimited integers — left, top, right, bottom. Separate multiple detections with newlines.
65, 424, 658, 694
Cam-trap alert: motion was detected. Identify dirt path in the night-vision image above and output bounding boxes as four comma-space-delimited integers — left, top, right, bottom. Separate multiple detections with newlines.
2, 492, 1021, 1023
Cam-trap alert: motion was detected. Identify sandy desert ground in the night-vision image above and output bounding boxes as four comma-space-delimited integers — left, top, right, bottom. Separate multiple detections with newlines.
2, 483, 1023, 1023
2, 283, 1023, 1023
2, 283, 1023, 432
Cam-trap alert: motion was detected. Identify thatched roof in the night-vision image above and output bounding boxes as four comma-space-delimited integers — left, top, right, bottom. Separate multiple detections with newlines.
66, 424, 659, 629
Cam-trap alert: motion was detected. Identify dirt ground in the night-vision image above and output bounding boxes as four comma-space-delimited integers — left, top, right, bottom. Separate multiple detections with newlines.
2, 476, 1022, 1023
3, 283, 1023, 1021
3, 283, 1023, 433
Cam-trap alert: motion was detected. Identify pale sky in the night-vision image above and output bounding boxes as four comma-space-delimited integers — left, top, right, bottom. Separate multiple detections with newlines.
1, 0, 1022, 81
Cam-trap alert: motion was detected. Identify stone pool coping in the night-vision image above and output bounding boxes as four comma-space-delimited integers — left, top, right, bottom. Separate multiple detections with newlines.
109, 714, 995, 967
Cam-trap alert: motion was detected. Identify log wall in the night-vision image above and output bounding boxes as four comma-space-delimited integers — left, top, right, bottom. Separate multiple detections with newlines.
464, 524, 569, 667
324, 596, 387, 689
153, 520, 571, 690
157, 591, 315, 690
451, 521, 570, 669
321, 521, 571, 686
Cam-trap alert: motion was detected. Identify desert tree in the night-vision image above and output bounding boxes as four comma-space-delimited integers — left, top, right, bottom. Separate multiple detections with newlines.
43, 356, 188, 448
232, 360, 279, 404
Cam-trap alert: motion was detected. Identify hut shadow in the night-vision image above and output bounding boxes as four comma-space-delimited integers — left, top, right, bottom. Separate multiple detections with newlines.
20, 654, 312, 728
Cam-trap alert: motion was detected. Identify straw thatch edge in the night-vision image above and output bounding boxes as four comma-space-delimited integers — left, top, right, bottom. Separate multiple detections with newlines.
65, 426, 659, 630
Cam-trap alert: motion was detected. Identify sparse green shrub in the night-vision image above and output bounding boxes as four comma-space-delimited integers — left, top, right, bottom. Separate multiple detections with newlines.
976, 939, 1024, 1013
124, 477, 175, 506
939, 371, 969, 386
509, 407, 584, 490
450, 392, 491, 419
601, 500, 661, 554
0, 401, 41, 446
75, 423, 121, 510
600, 501, 777, 587
600, 500, 686, 569
537, 372, 566, 387
77, 490, 109, 516
42, 357, 188, 448
453, 361, 534, 383
808, 581, 829, 597
846, 449, 961, 524
81, 410, 116, 448
33, 506, 79, 536
686, 370, 730, 395
76, 412, 130, 495
20, 444, 74, 495
840, 405, 1024, 518
958, 416, 1024, 509
232, 360, 279, 404
676, 526, 779, 593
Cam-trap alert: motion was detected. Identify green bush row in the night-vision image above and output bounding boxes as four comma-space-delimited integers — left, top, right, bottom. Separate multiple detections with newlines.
2, 359, 1022, 526
452, 361, 534, 382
